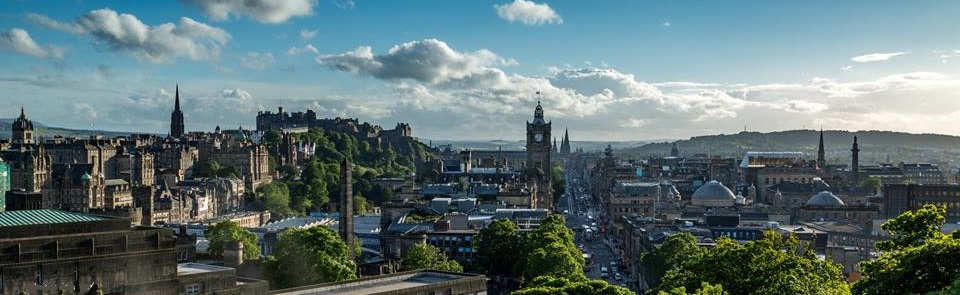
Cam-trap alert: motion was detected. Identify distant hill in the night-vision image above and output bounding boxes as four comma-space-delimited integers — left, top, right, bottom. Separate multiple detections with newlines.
425, 139, 652, 152
0, 118, 135, 139
619, 130, 960, 168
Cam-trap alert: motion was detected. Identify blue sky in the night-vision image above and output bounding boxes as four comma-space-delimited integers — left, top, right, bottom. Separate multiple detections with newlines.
1, 0, 959, 140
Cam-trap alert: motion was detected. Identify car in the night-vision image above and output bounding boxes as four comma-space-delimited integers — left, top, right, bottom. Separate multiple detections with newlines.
615, 273, 622, 281
600, 267, 608, 273
600, 272, 609, 279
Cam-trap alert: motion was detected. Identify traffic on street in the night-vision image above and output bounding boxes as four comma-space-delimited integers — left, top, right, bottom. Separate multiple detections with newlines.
558, 165, 634, 293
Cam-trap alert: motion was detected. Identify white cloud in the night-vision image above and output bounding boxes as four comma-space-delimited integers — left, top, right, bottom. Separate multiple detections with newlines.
317, 39, 518, 86
287, 44, 319, 56
661, 21, 671, 27
620, 118, 648, 128
31, 9, 230, 63
183, 0, 315, 24
240, 52, 275, 70
0, 28, 62, 59
841, 65, 854, 72
494, 0, 563, 26
300, 29, 317, 40
331, 0, 356, 10
851, 51, 909, 63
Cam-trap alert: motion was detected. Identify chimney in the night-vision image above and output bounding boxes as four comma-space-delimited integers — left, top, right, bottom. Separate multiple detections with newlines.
223, 241, 243, 268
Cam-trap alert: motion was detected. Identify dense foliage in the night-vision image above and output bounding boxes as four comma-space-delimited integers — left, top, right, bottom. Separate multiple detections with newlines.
511, 276, 634, 295
256, 182, 293, 217
475, 218, 522, 276
204, 220, 261, 260
520, 214, 584, 281
551, 162, 566, 206
265, 226, 356, 288
401, 242, 464, 273
853, 204, 960, 295
261, 127, 429, 216
640, 233, 703, 287
487, 214, 631, 294
651, 231, 850, 295
192, 160, 241, 179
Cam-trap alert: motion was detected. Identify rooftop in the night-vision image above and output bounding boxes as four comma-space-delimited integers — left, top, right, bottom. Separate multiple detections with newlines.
0, 209, 108, 227
270, 270, 484, 295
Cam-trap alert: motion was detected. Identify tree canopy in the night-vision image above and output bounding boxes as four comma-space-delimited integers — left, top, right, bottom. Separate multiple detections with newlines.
641, 233, 704, 287
257, 182, 293, 217
511, 276, 633, 295
521, 214, 584, 282
652, 231, 850, 295
853, 204, 960, 295
475, 218, 522, 276
265, 226, 356, 289
204, 220, 261, 261
401, 242, 464, 273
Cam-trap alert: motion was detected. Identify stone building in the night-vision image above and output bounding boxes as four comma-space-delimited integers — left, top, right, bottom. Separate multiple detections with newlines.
0, 209, 267, 294
526, 100, 553, 209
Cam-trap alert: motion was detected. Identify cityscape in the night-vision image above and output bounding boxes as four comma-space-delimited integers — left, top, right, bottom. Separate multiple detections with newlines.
2, 1, 960, 295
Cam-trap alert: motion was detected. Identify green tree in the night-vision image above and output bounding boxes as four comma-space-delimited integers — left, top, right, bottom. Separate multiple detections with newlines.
521, 214, 584, 281
192, 160, 221, 178
654, 232, 849, 295
853, 205, 960, 295
475, 218, 522, 276
641, 232, 704, 287
861, 177, 883, 194
551, 162, 566, 203
658, 282, 728, 295
401, 242, 463, 272
265, 226, 356, 288
353, 194, 370, 214
217, 165, 241, 179
257, 182, 293, 216
204, 220, 261, 260
511, 276, 633, 295
279, 164, 300, 181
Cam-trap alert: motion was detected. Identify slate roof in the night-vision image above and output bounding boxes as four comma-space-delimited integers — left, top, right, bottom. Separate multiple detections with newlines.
0, 209, 108, 227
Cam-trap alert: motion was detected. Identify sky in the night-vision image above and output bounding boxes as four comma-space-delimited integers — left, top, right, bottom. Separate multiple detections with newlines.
1, 0, 959, 141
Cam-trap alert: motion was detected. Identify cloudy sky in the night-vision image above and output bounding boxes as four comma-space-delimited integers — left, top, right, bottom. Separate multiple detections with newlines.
1, 1, 959, 141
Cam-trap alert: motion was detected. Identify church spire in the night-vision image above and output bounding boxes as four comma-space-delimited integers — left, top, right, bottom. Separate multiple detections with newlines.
175, 84, 181, 111
170, 84, 185, 138
560, 127, 571, 155
817, 129, 825, 167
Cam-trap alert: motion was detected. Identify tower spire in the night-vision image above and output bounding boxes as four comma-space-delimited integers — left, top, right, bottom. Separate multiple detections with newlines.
175, 84, 181, 111
817, 129, 825, 167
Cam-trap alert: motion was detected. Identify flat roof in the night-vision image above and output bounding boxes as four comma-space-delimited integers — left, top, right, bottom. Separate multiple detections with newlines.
270, 270, 482, 295
177, 263, 234, 275
0, 209, 108, 227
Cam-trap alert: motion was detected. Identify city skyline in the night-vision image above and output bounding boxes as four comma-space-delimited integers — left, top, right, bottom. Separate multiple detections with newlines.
2, 1, 960, 140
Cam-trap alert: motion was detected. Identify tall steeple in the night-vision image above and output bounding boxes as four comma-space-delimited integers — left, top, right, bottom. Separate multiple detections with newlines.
12, 107, 35, 144
817, 129, 826, 167
170, 84, 185, 138
560, 127, 571, 155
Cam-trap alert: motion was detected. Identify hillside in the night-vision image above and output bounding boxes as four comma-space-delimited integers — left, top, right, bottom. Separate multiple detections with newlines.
0, 118, 134, 139
620, 130, 960, 167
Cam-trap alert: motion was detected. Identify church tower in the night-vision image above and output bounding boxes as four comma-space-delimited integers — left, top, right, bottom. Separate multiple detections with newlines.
817, 129, 826, 167
560, 128, 571, 155
526, 99, 552, 209
170, 84, 185, 138
12, 107, 35, 145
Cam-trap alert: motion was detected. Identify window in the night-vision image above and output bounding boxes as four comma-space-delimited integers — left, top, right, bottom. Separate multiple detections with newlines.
185, 283, 203, 294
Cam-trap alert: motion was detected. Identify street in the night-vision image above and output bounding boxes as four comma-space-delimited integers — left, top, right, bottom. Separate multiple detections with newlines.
558, 166, 633, 293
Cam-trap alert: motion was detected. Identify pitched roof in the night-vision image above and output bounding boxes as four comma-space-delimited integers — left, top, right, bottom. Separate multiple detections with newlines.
0, 209, 108, 227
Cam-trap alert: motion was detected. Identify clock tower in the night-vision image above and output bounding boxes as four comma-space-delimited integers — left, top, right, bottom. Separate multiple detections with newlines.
526, 100, 553, 209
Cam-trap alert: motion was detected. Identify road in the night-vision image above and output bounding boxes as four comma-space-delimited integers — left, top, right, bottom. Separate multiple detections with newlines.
559, 165, 632, 292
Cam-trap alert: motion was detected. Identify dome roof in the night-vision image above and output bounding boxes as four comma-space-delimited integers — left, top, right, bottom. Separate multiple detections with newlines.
692, 181, 736, 201
806, 191, 844, 207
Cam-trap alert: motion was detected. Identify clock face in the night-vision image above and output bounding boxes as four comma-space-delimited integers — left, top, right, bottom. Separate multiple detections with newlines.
534, 133, 544, 142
